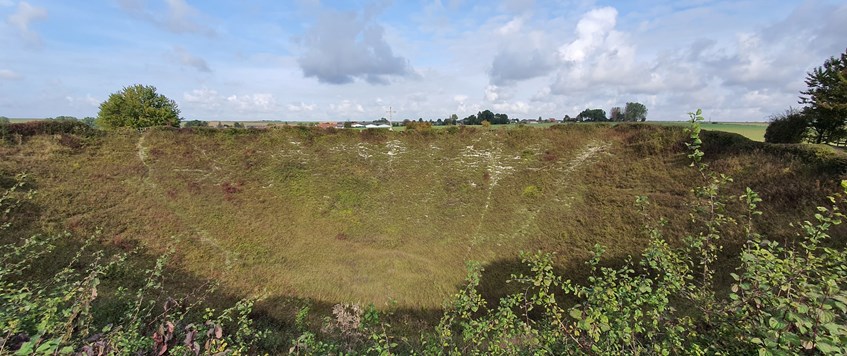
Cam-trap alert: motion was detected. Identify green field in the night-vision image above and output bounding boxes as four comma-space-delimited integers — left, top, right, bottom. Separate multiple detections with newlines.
650, 121, 768, 141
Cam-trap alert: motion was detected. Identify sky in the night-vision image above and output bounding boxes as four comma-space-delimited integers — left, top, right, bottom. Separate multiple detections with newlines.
0, 0, 845, 122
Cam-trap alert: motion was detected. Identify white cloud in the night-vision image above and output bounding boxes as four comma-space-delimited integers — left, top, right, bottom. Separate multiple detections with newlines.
6, 1, 47, 45
330, 100, 365, 114
0, 69, 23, 80
296, 4, 416, 85
118, 0, 215, 36
64, 94, 99, 107
172, 46, 211, 72
183, 88, 220, 105
558, 7, 618, 63
227, 93, 275, 111
497, 17, 523, 35
287, 102, 316, 112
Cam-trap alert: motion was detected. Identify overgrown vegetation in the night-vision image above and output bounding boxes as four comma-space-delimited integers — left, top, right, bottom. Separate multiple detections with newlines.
766, 48, 847, 144
1, 112, 846, 353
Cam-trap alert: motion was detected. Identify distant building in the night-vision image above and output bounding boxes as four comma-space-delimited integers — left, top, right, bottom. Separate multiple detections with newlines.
317, 122, 337, 129
365, 124, 391, 129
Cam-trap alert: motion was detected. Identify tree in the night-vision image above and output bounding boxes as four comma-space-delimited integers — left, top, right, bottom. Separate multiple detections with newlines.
492, 113, 509, 125
81, 117, 97, 128
97, 84, 181, 129
184, 120, 209, 128
624, 102, 648, 122
805, 107, 845, 144
610, 107, 623, 121
764, 108, 809, 143
800, 48, 847, 143
577, 108, 607, 122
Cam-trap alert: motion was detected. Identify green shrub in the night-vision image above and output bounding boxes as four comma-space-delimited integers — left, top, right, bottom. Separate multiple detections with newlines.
2, 119, 94, 139
97, 84, 180, 129
765, 108, 810, 143
521, 185, 541, 198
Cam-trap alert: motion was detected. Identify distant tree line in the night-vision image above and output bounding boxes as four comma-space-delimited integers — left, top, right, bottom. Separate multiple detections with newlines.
563, 102, 649, 122
766, 48, 847, 144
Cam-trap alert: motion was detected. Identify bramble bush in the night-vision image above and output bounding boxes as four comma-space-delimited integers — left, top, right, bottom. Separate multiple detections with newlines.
1, 110, 846, 354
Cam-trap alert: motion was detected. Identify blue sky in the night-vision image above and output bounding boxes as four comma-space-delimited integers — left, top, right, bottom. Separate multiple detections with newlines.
0, 0, 844, 121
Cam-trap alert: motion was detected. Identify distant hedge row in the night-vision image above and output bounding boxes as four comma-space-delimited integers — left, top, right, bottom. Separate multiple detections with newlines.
0, 119, 95, 139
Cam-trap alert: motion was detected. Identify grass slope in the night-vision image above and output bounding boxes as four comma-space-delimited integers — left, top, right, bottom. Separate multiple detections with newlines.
0, 124, 842, 318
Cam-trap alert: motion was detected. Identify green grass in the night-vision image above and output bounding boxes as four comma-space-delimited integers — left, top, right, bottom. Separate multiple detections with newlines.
1, 124, 841, 323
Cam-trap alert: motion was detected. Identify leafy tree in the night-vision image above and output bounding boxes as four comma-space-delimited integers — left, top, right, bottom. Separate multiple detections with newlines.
463, 114, 478, 125
233, 122, 245, 128
624, 102, 648, 122
610, 107, 623, 121
800, 49, 847, 143
184, 120, 209, 128
492, 113, 509, 125
53, 116, 78, 121
97, 84, 181, 129
81, 117, 97, 128
577, 108, 607, 122
478, 110, 495, 124
764, 108, 809, 143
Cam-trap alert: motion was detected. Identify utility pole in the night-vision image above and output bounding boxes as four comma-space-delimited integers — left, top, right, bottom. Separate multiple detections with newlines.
385, 106, 396, 131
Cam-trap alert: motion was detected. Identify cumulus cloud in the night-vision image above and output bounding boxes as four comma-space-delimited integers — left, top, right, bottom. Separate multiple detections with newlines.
118, 0, 215, 36
558, 7, 618, 63
172, 46, 211, 72
489, 16, 558, 86
330, 100, 365, 113
64, 94, 99, 107
6, 1, 47, 45
0, 69, 23, 80
183, 88, 276, 112
296, 4, 416, 85
287, 102, 316, 112
227, 93, 275, 111
183, 88, 220, 105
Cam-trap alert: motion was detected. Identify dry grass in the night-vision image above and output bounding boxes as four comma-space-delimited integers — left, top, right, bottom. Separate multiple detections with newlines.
0, 125, 843, 324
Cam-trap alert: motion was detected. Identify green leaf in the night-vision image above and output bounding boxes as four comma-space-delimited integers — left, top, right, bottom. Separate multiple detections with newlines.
817, 341, 841, 354
569, 309, 583, 320
14, 341, 34, 355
